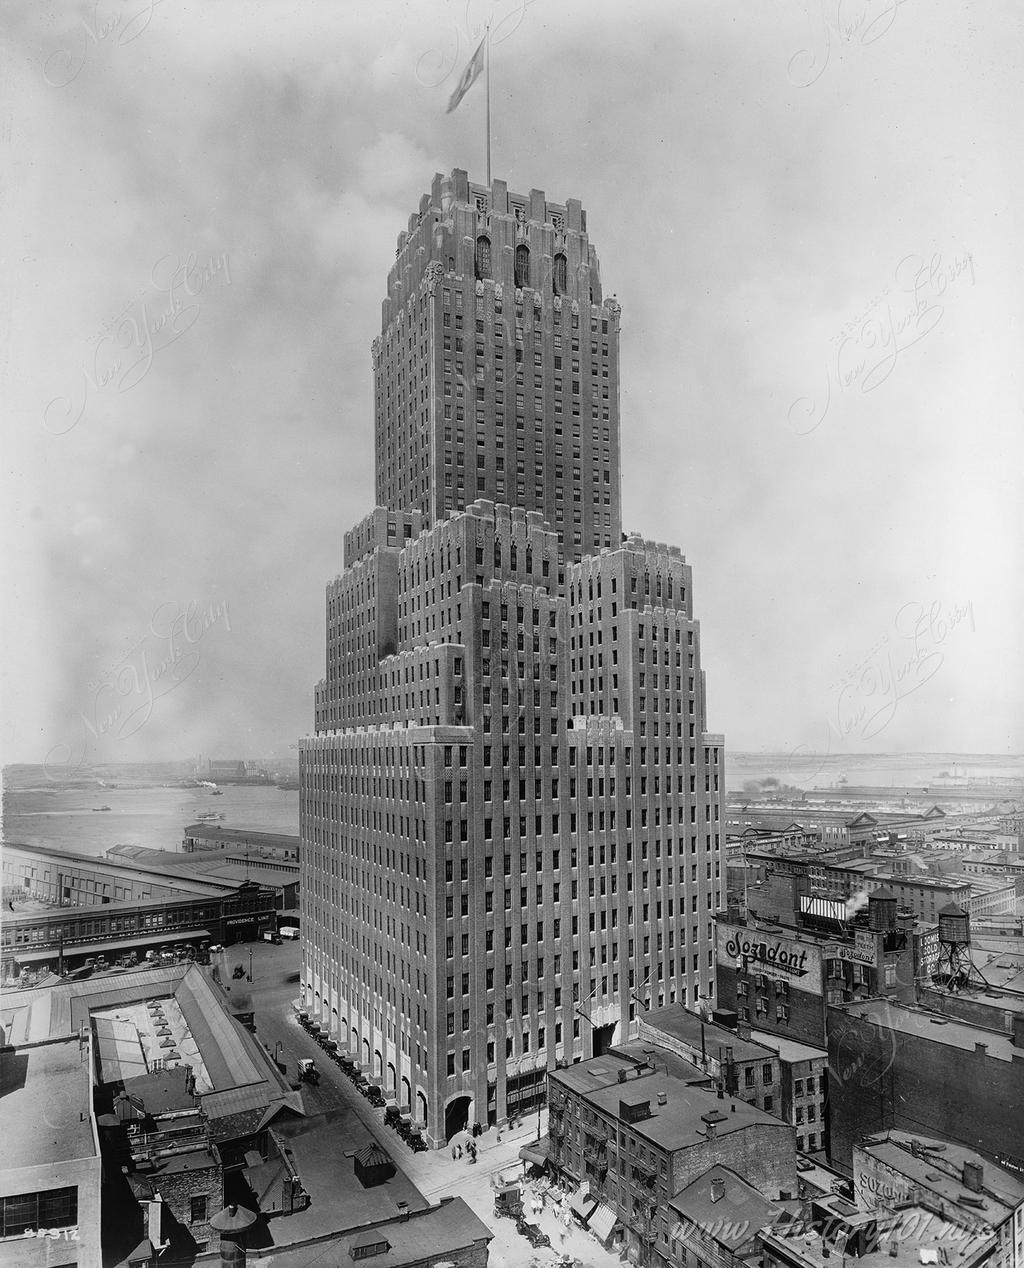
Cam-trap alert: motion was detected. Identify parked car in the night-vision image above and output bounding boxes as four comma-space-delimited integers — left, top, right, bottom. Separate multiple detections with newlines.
208, 943, 223, 953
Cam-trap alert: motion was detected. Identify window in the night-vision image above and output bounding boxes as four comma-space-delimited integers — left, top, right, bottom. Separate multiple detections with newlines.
553, 252, 567, 295
515, 244, 530, 288
0, 1187, 78, 1237
190, 1194, 208, 1224
475, 236, 491, 280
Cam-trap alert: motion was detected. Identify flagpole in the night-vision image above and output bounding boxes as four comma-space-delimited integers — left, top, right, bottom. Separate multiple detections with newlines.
485, 22, 491, 186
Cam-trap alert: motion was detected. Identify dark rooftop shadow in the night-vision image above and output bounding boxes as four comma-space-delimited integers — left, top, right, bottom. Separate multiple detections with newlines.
0, 1049, 30, 1098
99, 1163, 145, 1267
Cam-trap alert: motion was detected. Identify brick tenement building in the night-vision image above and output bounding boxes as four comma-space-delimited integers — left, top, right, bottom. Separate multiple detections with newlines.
300, 170, 725, 1146
546, 1052, 797, 1265
827, 999, 1024, 1174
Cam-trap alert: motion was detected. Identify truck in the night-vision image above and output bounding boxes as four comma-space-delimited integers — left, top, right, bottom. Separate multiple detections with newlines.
279, 926, 299, 939
263, 930, 282, 944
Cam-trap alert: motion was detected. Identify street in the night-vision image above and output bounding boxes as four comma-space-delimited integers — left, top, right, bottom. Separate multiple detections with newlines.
212, 939, 624, 1267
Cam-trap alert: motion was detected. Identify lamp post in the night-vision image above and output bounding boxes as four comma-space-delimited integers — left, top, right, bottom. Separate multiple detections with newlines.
247, 947, 253, 982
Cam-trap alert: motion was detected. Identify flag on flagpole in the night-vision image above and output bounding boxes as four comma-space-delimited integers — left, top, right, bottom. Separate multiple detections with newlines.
447, 35, 486, 113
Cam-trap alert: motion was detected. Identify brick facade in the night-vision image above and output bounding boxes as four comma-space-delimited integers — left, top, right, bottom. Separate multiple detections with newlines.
300, 171, 725, 1146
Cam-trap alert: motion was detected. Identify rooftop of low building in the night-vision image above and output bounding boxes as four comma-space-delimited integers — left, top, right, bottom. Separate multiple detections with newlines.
575, 1066, 789, 1152
641, 1004, 778, 1064
836, 999, 1021, 1061
857, 1130, 1024, 1215
247, 1195, 491, 1268
762, 1201, 996, 1268
670, 1164, 784, 1250
0, 1035, 97, 1169
182, 824, 299, 848
750, 1031, 829, 1065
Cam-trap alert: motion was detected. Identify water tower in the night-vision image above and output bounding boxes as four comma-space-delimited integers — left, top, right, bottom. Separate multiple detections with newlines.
933, 902, 987, 991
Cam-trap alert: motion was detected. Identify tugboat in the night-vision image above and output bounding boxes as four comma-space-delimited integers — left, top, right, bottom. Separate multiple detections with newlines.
92, 805, 112, 811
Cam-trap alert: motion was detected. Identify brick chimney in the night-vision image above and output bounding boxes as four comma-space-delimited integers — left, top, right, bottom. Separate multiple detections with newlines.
710, 1176, 726, 1203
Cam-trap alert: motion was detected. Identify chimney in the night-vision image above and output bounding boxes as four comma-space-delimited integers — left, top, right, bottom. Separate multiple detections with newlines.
710, 1177, 726, 1203
736, 1021, 751, 1041
657, 1092, 668, 1106
975, 1043, 988, 1055
962, 1162, 984, 1193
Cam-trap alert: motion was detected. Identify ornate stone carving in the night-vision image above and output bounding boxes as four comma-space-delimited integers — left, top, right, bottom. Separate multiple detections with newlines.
424, 260, 444, 294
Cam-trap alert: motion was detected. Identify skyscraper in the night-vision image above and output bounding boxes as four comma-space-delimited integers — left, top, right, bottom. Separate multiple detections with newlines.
300, 169, 724, 1148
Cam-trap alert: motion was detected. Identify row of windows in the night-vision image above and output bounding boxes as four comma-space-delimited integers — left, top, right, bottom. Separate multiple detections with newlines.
474, 238, 570, 295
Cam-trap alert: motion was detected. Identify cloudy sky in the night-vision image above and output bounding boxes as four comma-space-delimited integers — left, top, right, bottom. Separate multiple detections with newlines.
2, 0, 1021, 771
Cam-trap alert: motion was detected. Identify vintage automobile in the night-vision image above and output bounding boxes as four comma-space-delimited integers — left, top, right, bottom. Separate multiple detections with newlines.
297, 1058, 320, 1085
493, 1184, 523, 1221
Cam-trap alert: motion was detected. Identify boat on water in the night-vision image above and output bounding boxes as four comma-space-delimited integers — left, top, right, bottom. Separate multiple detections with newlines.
92, 805, 112, 811
276, 780, 299, 790
210, 790, 224, 796
195, 811, 225, 821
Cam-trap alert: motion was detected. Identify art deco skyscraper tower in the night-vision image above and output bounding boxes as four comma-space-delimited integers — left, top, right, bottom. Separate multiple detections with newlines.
301, 170, 724, 1147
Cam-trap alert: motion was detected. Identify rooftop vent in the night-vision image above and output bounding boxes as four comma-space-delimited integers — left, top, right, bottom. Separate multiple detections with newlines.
657, 1092, 668, 1106
958, 1158, 984, 1192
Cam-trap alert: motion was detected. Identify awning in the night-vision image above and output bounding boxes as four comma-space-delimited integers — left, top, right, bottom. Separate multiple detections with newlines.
519, 1140, 551, 1168
12, 929, 212, 964
590, 1203, 618, 1243
569, 1186, 598, 1221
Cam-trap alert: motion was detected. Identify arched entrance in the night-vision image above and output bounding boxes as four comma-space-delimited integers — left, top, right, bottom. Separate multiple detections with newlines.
401, 1075, 412, 1109
387, 1061, 397, 1095
362, 1038, 371, 1068
416, 1089, 428, 1128
444, 1095, 471, 1142
593, 1023, 616, 1057
374, 1049, 383, 1079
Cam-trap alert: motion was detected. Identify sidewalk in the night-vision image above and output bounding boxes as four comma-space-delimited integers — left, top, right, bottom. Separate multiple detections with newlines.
408, 1121, 624, 1268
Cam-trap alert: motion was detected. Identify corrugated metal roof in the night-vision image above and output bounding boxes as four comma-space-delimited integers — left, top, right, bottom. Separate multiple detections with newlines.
175, 973, 263, 1087
201, 1083, 269, 1119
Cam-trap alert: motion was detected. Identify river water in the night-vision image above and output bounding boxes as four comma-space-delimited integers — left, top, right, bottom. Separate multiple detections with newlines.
2, 782, 299, 859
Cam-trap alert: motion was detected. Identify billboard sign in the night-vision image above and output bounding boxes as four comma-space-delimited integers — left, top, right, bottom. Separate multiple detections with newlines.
853, 928, 879, 966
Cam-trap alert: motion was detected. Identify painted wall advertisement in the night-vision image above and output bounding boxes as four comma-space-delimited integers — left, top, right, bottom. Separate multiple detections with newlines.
853, 1152, 913, 1210
853, 927, 879, 966
717, 923, 823, 991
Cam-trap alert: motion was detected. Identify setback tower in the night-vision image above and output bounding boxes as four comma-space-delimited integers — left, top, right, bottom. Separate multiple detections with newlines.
300, 170, 724, 1147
